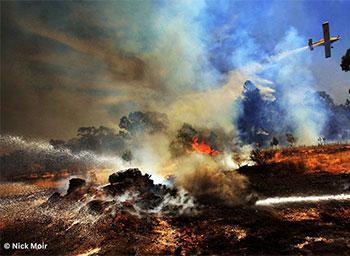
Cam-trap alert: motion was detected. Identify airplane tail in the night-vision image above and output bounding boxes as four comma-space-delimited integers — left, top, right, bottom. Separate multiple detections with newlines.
308, 39, 314, 50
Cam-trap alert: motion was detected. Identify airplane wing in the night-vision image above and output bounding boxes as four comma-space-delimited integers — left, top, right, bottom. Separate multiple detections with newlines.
323, 22, 331, 58
323, 22, 330, 42
324, 44, 331, 58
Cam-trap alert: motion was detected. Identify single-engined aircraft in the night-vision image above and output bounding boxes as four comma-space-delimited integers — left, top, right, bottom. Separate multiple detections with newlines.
308, 22, 340, 58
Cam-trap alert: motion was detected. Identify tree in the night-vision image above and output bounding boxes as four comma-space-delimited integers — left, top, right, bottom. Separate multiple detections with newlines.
49, 139, 66, 149
317, 136, 326, 146
76, 126, 99, 151
286, 133, 296, 147
119, 111, 168, 135
270, 137, 279, 147
122, 150, 133, 162
340, 48, 350, 72
250, 148, 267, 165
346, 89, 350, 106
77, 127, 96, 137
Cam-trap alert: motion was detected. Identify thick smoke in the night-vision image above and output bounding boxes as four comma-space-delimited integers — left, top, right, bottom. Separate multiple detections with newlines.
267, 29, 328, 144
232, 29, 330, 145
2, 1, 223, 139
174, 155, 249, 206
3, 1, 335, 146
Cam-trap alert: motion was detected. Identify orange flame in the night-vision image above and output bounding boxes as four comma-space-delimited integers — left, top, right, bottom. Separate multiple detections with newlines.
192, 137, 220, 156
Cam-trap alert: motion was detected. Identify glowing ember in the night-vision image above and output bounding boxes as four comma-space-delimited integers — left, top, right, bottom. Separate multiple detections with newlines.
192, 137, 220, 156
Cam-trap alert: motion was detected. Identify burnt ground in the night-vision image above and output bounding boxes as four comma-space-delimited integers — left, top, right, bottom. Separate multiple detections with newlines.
1, 197, 349, 255
1, 145, 350, 255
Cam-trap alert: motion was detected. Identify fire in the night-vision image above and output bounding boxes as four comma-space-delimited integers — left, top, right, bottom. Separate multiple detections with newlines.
192, 137, 220, 156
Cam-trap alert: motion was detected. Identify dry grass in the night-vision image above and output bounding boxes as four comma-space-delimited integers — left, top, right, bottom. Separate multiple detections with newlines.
261, 144, 350, 174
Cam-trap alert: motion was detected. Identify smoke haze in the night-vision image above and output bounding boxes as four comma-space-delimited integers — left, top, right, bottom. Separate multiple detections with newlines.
2, 1, 349, 141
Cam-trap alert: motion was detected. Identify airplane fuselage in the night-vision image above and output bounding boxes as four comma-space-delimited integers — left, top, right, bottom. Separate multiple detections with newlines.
311, 36, 341, 48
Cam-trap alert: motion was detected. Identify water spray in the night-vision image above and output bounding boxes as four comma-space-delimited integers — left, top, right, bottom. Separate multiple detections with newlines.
241, 46, 309, 75
255, 193, 350, 206
0, 135, 167, 184
267, 46, 308, 63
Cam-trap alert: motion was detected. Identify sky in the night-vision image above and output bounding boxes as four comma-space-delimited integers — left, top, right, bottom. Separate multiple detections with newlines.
1, 0, 349, 140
